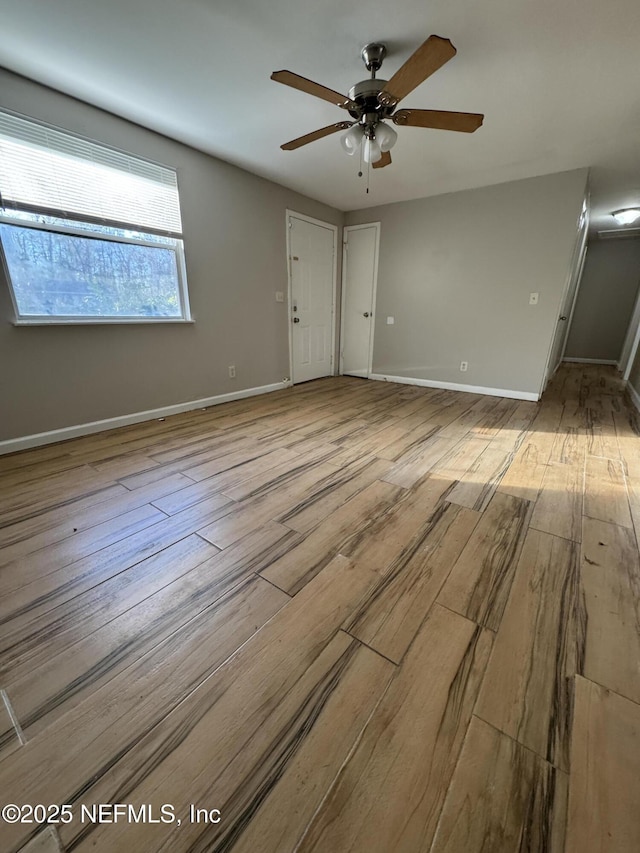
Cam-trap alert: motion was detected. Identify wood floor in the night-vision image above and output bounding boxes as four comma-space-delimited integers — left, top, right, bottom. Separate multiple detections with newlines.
1, 363, 639, 853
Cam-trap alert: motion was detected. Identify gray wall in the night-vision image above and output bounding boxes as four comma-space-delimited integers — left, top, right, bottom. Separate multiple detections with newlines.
0, 70, 343, 442
565, 239, 640, 362
346, 169, 588, 396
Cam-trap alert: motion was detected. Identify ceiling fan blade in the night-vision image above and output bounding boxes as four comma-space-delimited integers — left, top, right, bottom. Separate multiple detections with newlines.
271, 71, 357, 110
378, 36, 457, 106
372, 151, 392, 169
281, 122, 353, 151
393, 109, 484, 132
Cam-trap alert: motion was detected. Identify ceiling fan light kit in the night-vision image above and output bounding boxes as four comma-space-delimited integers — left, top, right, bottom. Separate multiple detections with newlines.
340, 123, 365, 155
271, 34, 484, 174
363, 135, 383, 164
374, 121, 398, 152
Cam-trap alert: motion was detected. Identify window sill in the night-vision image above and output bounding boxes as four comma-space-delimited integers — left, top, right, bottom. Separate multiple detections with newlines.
12, 318, 195, 327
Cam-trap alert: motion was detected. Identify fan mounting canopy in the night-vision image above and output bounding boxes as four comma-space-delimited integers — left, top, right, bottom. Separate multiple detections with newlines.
361, 43, 387, 73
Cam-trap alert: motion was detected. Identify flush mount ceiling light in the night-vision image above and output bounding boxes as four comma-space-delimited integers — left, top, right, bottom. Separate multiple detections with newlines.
612, 208, 640, 225
271, 36, 484, 172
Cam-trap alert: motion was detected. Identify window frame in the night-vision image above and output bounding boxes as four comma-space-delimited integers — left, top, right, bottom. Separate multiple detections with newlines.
0, 110, 192, 326
0, 211, 192, 326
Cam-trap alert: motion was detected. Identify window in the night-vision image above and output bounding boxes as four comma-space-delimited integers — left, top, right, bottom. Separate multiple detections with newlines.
0, 111, 191, 323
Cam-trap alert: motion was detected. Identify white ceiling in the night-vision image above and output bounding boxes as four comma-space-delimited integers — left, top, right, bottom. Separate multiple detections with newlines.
1, 0, 640, 228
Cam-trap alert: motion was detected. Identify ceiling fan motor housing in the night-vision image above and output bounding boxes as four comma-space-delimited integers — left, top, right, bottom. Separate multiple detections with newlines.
347, 79, 395, 123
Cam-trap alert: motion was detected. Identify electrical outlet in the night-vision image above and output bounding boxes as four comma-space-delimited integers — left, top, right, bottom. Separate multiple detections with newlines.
275, 291, 284, 303
386, 316, 395, 325
228, 365, 236, 378
460, 361, 468, 372
529, 292, 539, 305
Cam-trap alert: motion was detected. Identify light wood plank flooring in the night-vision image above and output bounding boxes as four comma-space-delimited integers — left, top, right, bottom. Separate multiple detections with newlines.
0, 364, 639, 852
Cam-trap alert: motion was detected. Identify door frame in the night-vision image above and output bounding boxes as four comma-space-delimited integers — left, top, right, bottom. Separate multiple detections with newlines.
285, 210, 339, 384
540, 195, 589, 392
339, 222, 381, 377
560, 230, 589, 361
619, 280, 640, 380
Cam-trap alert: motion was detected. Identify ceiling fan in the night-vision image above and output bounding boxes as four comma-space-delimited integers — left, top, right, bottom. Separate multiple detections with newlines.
271, 36, 484, 169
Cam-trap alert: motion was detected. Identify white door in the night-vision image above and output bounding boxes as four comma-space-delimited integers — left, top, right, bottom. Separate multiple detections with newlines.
619, 281, 640, 379
288, 214, 336, 384
544, 199, 589, 387
341, 223, 380, 377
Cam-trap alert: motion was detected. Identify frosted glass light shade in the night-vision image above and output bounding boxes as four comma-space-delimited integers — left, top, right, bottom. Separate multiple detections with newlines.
374, 122, 398, 152
612, 208, 640, 225
340, 124, 364, 155
363, 137, 382, 164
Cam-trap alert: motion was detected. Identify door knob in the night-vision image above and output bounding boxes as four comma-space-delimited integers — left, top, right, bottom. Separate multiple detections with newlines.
559, 315, 567, 321
363, 312, 370, 318
293, 317, 300, 323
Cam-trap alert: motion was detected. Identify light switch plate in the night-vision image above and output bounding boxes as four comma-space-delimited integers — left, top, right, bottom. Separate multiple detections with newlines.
386, 316, 394, 325
529, 292, 539, 305
275, 291, 284, 303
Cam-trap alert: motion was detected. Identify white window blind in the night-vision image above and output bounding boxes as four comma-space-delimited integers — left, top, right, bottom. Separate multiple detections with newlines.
0, 111, 182, 236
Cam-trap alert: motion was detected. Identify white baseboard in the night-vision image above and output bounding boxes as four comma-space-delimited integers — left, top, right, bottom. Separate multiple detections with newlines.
368, 373, 539, 401
563, 357, 618, 365
627, 380, 640, 413
0, 381, 289, 456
